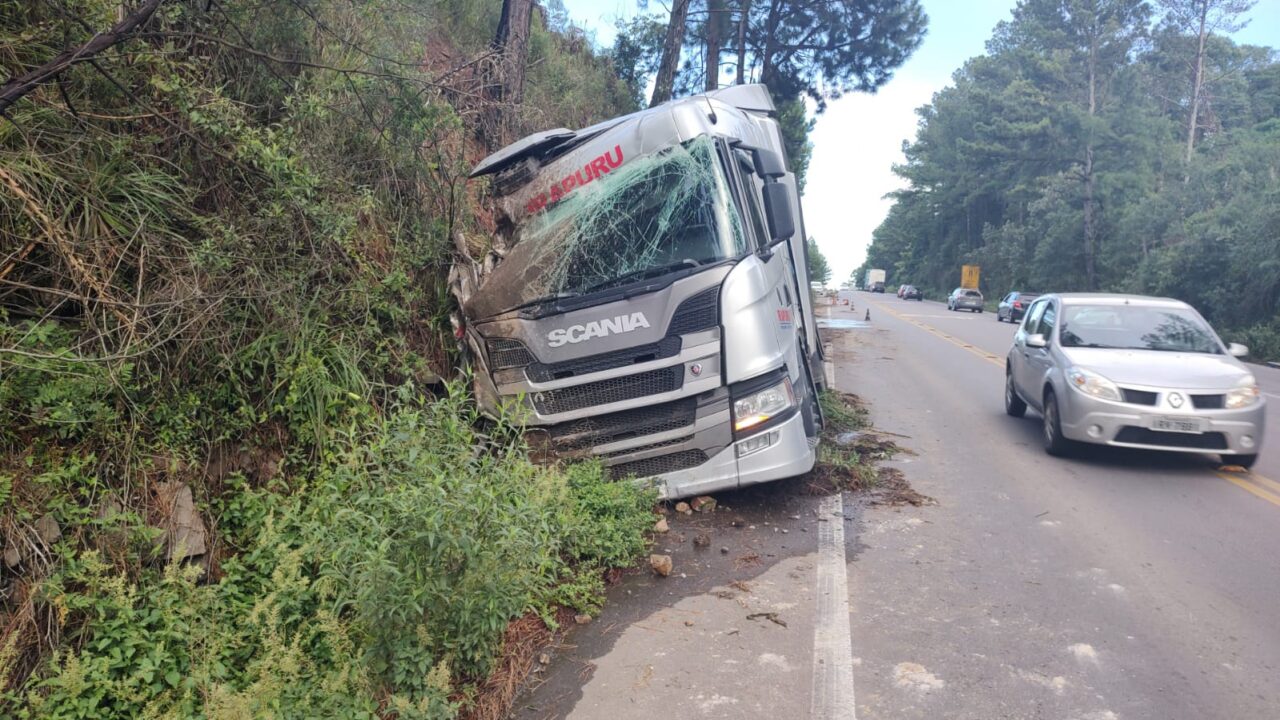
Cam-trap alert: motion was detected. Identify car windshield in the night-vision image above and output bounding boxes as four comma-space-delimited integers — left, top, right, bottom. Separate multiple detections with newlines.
1059, 304, 1222, 354
469, 136, 748, 318
963, 290, 981, 297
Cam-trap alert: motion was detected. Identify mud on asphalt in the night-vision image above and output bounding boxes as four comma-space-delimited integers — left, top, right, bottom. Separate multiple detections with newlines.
510, 327, 933, 720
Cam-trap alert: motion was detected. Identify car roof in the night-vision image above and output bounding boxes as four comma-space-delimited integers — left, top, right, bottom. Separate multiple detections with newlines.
1046, 293, 1190, 308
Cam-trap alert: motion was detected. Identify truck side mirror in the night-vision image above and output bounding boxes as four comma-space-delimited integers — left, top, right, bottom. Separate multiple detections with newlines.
752, 148, 787, 178
761, 183, 795, 242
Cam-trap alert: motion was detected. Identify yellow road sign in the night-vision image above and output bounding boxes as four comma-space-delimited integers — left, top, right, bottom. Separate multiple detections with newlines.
961, 265, 980, 289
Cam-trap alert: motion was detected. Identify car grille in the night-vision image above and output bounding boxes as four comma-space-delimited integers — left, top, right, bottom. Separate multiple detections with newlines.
608, 449, 708, 480
532, 366, 684, 415
487, 338, 535, 370
1190, 394, 1225, 410
526, 337, 682, 382
546, 398, 698, 452
667, 286, 720, 335
1114, 426, 1228, 450
1121, 389, 1159, 406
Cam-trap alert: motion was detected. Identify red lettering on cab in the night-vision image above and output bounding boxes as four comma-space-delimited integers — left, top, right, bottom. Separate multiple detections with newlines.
522, 145, 624, 216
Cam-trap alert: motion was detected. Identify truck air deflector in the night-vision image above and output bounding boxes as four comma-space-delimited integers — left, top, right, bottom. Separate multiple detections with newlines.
469, 128, 575, 178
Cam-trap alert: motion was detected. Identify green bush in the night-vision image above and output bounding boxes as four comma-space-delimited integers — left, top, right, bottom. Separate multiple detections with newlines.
1, 1, 651, 714
8, 385, 653, 718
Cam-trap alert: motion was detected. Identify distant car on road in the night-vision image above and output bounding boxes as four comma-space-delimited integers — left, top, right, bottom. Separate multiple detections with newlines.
870, 281, 885, 293
1004, 294, 1265, 468
900, 285, 923, 300
997, 291, 1040, 323
947, 288, 984, 312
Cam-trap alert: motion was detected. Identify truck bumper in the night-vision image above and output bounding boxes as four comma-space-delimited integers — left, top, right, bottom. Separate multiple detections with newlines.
656, 411, 816, 499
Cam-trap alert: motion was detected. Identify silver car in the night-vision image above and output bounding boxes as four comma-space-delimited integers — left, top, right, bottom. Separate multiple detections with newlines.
1004, 294, 1265, 468
948, 287, 984, 312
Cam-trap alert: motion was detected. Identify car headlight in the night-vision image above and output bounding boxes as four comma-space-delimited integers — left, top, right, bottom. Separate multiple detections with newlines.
1226, 376, 1261, 409
733, 377, 796, 432
1066, 367, 1122, 402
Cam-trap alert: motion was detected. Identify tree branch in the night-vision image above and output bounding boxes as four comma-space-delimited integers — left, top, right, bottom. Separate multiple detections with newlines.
0, 0, 167, 116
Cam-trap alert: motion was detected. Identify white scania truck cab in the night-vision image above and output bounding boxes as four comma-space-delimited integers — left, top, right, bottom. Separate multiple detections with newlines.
460, 85, 824, 499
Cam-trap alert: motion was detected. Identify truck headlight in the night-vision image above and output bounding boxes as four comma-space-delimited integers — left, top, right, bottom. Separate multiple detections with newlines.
1066, 367, 1122, 402
1226, 377, 1261, 409
733, 377, 796, 432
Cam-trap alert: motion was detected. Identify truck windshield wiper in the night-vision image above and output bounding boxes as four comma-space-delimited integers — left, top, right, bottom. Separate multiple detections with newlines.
507, 291, 579, 313
578, 259, 703, 295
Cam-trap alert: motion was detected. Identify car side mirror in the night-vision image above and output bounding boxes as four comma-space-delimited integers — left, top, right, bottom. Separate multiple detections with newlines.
1026, 333, 1047, 349
761, 183, 795, 243
1228, 342, 1249, 358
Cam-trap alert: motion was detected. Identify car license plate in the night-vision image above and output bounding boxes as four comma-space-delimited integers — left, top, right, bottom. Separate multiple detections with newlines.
1151, 417, 1205, 434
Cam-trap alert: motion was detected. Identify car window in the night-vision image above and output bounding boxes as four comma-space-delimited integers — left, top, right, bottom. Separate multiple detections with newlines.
1024, 299, 1047, 333
1040, 302, 1057, 343
963, 290, 982, 297
1059, 304, 1223, 353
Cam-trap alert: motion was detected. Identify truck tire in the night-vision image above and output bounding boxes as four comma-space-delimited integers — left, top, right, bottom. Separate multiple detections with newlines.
798, 348, 822, 438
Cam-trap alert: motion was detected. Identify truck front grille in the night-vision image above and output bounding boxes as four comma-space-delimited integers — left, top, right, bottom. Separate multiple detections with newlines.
609, 449, 708, 480
532, 366, 684, 415
667, 286, 720, 335
486, 338, 535, 370
603, 435, 692, 458
527, 337, 682, 382
548, 397, 698, 452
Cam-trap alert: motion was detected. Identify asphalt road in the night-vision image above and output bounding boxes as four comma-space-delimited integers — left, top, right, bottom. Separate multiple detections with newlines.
843, 292, 1280, 719
514, 293, 1280, 720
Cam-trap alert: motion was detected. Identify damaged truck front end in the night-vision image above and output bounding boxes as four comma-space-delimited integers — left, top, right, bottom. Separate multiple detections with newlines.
455, 85, 824, 499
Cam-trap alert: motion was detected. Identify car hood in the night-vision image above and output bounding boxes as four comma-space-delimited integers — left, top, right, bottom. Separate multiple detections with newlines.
1060, 347, 1251, 389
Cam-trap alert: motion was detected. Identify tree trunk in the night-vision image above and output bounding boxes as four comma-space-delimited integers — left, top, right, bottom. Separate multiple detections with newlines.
651, 0, 691, 106
705, 0, 725, 91
1083, 143, 1097, 289
493, 0, 534, 107
1083, 36, 1098, 291
1184, 1, 1209, 175
736, 0, 751, 84
759, 0, 782, 88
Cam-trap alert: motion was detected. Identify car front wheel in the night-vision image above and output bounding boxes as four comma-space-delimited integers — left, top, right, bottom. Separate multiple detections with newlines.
1043, 391, 1073, 456
1005, 370, 1026, 418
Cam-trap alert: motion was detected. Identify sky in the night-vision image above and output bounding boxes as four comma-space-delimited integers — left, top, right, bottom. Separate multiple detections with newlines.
561, 0, 1280, 284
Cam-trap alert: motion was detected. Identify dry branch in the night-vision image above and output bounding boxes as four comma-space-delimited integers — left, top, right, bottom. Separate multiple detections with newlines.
0, 0, 168, 116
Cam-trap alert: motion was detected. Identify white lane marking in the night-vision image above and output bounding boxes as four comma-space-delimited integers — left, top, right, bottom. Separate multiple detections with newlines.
811, 493, 857, 720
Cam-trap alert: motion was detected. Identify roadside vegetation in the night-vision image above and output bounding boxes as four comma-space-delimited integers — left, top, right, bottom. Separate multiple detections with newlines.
0, 1, 650, 716
858, 0, 1280, 360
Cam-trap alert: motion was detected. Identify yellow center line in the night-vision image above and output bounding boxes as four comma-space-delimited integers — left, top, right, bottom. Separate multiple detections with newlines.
1240, 471, 1280, 496
872, 300, 1004, 368
864, 297, 1280, 508
1217, 472, 1280, 508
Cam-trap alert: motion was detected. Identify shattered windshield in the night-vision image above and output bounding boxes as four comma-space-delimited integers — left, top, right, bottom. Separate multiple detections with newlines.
472, 136, 748, 317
